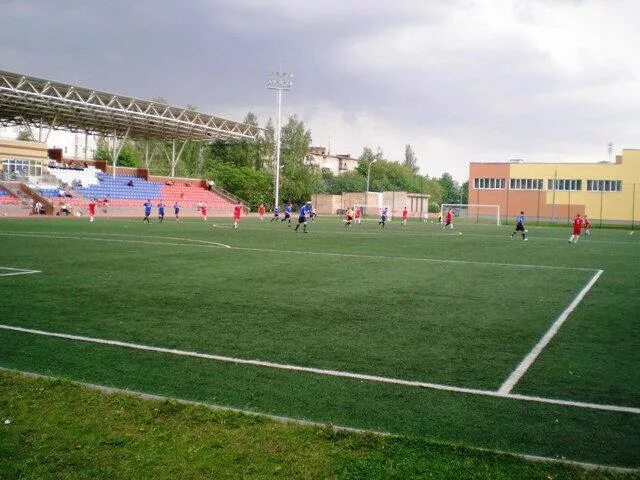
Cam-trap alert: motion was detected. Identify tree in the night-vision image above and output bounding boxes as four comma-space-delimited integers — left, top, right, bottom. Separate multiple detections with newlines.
438, 172, 460, 205
460, 181, 469, 204
403, 144, 419, 174
16, 127, 33, 141
94, 138, 140, 168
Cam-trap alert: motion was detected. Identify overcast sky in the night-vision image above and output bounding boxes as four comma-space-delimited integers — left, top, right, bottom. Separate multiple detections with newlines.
1, 0, 639, 180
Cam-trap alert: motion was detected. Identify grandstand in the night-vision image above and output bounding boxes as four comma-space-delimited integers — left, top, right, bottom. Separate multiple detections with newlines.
0, 69, 259, 217
29, 165, 240, 216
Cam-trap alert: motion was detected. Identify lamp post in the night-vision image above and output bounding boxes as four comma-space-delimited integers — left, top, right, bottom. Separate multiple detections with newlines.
365, 159, 377, 219
366, 158, 377, 193
267, 69, 293, 210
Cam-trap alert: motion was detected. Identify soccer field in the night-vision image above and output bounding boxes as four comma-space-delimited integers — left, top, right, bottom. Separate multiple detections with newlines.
0, 217, 639, 469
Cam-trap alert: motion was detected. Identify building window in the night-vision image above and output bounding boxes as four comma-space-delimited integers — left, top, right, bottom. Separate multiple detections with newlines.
587, 180, 622, 192
510, 178, 543, 190
474, 177, 505, 190
548, 179, 582, 191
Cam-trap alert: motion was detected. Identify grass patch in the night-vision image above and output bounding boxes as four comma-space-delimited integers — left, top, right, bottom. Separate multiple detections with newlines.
1, 370, 637, 480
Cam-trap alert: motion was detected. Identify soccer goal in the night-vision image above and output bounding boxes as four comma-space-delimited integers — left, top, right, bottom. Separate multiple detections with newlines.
353, 204, 392, 220
440, 204, 501, 226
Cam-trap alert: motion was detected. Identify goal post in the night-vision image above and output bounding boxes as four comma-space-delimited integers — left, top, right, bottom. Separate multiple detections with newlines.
353, 204, 392, 220
440, 204, 501, 226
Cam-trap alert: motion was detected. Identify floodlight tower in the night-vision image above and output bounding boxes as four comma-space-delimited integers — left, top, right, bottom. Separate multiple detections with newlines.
267, 69, 293, 210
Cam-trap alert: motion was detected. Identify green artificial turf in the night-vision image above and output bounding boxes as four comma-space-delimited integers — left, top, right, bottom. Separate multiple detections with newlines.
0, 217, 638, 469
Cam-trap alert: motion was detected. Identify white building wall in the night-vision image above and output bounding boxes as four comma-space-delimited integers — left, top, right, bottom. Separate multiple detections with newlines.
0, 126, 98, 159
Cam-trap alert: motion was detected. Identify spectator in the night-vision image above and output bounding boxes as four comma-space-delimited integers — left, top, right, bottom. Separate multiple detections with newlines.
185, 181, 192, 187
60, 202, 71, 216
127, 179, 134, 187
58, 188, 65, 197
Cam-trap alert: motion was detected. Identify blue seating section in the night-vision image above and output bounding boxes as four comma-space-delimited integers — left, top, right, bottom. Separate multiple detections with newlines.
0, 190, 8, 196
79, 174, 163, 200
40, 188, 60, 197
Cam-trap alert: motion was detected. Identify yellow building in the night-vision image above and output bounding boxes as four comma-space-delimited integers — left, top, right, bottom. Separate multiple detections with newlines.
468, 149, 640, 223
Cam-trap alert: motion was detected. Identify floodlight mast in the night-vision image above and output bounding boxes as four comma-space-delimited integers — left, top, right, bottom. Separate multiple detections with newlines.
267, 70, 292, 210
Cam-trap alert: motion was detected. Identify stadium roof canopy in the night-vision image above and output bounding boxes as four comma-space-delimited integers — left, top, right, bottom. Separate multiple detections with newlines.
0, 69, 261, 142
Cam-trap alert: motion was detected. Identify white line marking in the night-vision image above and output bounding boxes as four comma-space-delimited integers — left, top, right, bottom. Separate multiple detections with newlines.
209, 223, 640, 246
1, 367, 635, 473
0, 232, 595, 271
0, 232, 231, 250
1, 323, 637, 415
0, 267, 41, 277
498, 269, 604, 394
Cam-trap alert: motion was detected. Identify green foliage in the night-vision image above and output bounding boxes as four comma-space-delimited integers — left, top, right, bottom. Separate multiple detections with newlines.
316, 171, 366, 195
403, 144, 419, 174
117, 146, 139, 167
16, 127, 33, 141
439, 172, 461, 205
93, 138, 139, 168
460, 181, 469, 204
206, 162, 272, 209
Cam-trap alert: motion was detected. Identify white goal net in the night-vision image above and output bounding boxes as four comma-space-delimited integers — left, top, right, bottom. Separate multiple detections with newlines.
440, 204, 501, 226
353, 204, 392, 220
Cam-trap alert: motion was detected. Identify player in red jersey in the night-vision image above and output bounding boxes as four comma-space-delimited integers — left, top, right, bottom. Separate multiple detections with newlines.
401, 206, 409, 226
569, 213, 584, 243
201, 203, 207, 221
233, 201, 242, 229
258, 203, 266, 221
441, 208, 454, 230
584, 216, 591, 238
88, 198, 96, 222
354, 207, 362, 225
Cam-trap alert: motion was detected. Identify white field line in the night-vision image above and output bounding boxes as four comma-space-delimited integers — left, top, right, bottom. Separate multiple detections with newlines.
0, 367, 635, 473
498, 269, 605, 394
0, 232, 231, 250
1, 323, 638, 415
209, 223, 640, 246
0, 267, 41, 277
0, 231, 596, 272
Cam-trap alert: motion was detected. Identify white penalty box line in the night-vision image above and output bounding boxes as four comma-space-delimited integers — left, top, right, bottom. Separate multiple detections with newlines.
0, 322, 637, 415
498, 269, 604, 394
0, 267, 41, 277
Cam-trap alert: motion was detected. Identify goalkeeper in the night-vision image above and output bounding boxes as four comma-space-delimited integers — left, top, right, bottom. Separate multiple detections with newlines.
510, 211, 528, 241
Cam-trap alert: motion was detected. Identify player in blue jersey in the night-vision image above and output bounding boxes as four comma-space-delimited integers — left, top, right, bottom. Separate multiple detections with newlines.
270, 206, 280, 222
294, 203, 308, 233
281, 202, 293, 226
157, 202, 165, 223
142, 200, 152, 224
378, 207, 389, 228
307, 202, 316, 221
510, 211, 528, 241
173, 202, 180, 222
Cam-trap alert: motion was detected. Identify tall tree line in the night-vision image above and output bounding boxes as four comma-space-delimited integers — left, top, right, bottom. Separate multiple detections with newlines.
93, 110, 465, 210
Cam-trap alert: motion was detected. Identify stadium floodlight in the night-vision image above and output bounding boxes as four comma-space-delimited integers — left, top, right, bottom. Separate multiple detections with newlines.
366, 158, 377, 192
267, 69, 293, 209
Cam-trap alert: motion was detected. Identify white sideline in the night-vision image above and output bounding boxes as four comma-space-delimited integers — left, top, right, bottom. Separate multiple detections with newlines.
1, 323, 638, 415
498, 269, 604, 394
0, 231, 596, 271
0, 267, 41, 277
0, 367, 636, 474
